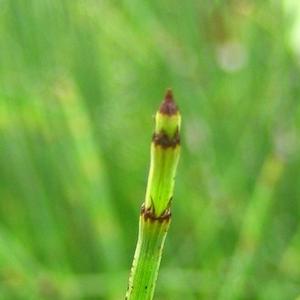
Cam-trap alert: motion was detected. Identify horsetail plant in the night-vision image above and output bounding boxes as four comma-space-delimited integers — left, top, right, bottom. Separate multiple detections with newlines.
125, 89, 181, 300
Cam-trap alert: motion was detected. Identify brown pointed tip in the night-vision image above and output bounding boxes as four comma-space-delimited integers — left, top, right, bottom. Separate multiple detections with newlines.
159, 88, 178, 115
165, 88, 173, 102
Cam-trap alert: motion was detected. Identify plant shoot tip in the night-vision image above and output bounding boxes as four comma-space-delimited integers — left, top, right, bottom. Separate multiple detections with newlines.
164, 88, 173, 102
160, 89, 178, 115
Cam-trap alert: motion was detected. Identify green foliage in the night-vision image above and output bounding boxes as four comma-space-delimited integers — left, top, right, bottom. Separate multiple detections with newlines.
0, 1, 300, 299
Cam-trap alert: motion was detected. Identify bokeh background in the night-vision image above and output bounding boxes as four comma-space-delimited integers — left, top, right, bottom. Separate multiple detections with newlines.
1, 1, 300, 299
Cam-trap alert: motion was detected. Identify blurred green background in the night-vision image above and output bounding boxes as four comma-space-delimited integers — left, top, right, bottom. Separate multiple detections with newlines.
1, 0, 300, 299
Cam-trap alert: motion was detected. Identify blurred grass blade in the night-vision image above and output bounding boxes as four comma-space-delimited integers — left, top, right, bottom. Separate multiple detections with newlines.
218, 154, 284, 300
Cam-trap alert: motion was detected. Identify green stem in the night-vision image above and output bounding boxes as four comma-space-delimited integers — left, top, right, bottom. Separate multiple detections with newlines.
125, 89, 181, 300
125, 210, 170, 299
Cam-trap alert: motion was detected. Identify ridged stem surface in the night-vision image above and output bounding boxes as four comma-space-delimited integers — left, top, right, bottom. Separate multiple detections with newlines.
125, 214, 170, 299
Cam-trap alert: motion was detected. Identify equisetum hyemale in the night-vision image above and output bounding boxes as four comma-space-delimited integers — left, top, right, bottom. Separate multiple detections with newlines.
125, 89, 181, 300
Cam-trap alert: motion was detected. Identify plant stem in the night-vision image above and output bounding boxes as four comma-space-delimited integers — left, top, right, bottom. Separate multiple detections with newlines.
125, 208, 170, 299
125, 89, 181, 300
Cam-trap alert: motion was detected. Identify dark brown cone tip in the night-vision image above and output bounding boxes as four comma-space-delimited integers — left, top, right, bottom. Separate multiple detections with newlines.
159, 88, 178, 115
165, 88, 173, 102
